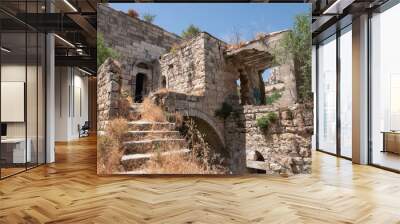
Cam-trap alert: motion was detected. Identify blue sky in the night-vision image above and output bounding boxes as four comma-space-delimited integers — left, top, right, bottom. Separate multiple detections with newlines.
110, 3, 310, 42
110, 3, 311, 81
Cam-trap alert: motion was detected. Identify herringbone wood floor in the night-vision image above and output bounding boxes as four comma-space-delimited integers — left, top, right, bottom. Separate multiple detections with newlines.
1, 136, 400, 224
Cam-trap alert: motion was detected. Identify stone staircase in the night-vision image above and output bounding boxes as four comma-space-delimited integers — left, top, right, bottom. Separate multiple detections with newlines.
120, 104, 189, 173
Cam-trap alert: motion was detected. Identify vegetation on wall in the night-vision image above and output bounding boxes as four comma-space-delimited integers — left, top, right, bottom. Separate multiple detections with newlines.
97, 33, 119, 68
127, 9, 139, 18
214, 102, 233, 120
181, 24, 201, 40
256, 112, 278, 131
143, 13, 156, 23
273, 14, 312, 102
265, 90, 282, 105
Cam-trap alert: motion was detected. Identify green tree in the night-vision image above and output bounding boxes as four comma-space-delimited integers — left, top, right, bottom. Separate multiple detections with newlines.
181, 24, 201, 40
97, 33, 118, 68
143, 13, 156, 23
273, 14, 312, 102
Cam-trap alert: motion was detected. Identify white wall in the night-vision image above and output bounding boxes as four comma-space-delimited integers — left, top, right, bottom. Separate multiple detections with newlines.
54, 67, 89, 141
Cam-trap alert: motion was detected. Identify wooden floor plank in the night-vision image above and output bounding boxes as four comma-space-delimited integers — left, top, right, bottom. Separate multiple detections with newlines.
0, 135, 399, 223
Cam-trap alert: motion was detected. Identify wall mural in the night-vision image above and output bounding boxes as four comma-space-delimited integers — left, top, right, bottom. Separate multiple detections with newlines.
97, 3, 313, 175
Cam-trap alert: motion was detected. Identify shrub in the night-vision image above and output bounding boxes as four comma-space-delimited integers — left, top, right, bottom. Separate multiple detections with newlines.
267, 112, 278, 123
272, 14, 312, 102
142, 13, 156, 23
181, 24, 201, 40
256, 116, 270, 130
169, 43, 180, 54
127, 9, 139, 18
256, 112, 278, 131
214, 102, 233, 120
97, 33, 119, 68
266, 91, 282, 105
140, 97, 167, 122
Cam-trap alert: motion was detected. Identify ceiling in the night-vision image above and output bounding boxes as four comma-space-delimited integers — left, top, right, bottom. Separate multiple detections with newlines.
0, 0, 97, 74
310, 0, 389, 42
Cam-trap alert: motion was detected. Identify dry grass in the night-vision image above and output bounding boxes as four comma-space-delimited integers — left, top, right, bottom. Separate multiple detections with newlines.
174, 112, 184, 129
119, 94, 139, 121
155, 88, 170, 95
144, 153, 208, 174
97, 118, 129, 174
255, 32, 267, 40
97, 135, 124, 174
140, 118, 228, 174
106, 117, 129, 144
140, 97, 167, 122
226, 41, 247, 51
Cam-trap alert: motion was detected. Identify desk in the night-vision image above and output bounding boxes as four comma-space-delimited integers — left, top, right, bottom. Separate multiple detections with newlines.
1, 138, 31, 163
382, 131, 400, 154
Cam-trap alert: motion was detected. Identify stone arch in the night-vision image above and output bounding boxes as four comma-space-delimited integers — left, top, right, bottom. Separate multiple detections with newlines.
184, 115, 227, 159
179, 108, 225, 149
136, 62, 149, 70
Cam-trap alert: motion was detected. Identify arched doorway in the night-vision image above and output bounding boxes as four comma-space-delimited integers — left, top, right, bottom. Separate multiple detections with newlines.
248, 151, 266, 174
135, 73, 147, 102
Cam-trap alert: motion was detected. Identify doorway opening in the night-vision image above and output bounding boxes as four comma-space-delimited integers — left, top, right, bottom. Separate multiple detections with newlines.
135, 73, 147, 103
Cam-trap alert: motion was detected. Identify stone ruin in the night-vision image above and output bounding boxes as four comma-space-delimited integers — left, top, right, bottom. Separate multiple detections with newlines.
97, 5, 313, 175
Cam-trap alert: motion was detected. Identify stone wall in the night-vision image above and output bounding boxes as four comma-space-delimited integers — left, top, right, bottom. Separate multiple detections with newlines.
97, 5, 181, 98
264, 64, 297, 107
160, 34, 207, 95
160, 33, 234, 143
225, 103, 313, 175
97, 59, 122, 132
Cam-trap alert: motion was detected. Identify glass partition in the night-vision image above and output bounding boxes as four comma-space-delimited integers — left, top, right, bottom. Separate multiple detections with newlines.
339, 25, 352, 158
317, 35, 337, 154
0, 1, 46, 179
1, 31, 28, 177
370, 3, 400, 171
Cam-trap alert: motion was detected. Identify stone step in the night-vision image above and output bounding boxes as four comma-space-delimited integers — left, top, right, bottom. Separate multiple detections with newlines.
128, 121, 175, 131
126, 130, 181, 141
123, 138, 186, 154
121, 149, 190, 171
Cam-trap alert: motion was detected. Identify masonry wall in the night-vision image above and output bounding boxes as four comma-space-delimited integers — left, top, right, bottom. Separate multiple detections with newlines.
225, 103, 313, 175
160, 34, 207, 95
97, 5, 181, 97
97, 59, 122, 132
